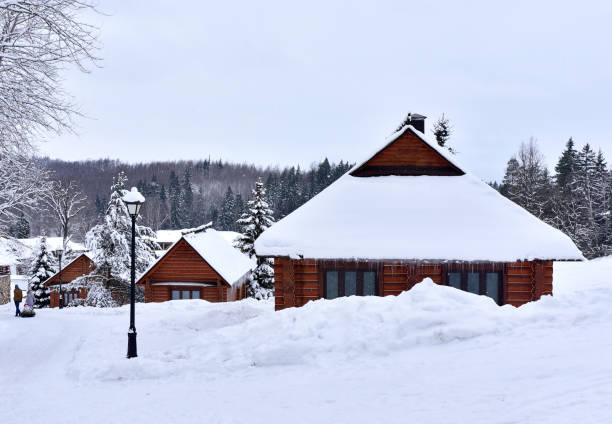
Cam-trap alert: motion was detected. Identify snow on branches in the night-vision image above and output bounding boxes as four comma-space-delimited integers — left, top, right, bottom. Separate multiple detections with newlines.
236, 178, 275, 300
28, 235, 55, 308
85, 171, 159, 303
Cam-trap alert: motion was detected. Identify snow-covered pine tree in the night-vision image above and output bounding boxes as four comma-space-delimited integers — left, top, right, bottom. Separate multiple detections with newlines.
591, 150, 611, 257
218, 186, 235, 230
432, 113, 454, 153
555, 138, 578, 190
181, 168, 194, 227
85, 171, 160, 304
168, 170, 182, 229
28, 235, 55, 308
235, 178, 275, 299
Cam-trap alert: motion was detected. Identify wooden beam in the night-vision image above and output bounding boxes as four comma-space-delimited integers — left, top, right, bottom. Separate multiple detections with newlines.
534, 260, 545, 300
282, 258, 296, 308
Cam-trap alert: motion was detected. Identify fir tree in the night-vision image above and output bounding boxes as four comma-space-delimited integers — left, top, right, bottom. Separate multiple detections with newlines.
432, 113, 454, 153
168, 170, 181, 229
85, 171, 160, 304
28, 235, 55, 308
218, 186, 235, 230
181, 168, 194, 227
235, 178, 275, 299
555, 138, 578, 190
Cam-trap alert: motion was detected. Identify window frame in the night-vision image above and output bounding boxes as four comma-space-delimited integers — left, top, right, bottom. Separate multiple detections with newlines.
441, 264, 504, 305
170, 286, 202, 300
323, 267, 379, 299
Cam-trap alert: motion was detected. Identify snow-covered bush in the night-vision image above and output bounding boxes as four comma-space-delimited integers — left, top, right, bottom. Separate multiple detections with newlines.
84, 284, 117, 308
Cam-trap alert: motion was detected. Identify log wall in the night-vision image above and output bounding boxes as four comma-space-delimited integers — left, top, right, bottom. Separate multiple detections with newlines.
272, 258, 554, 311
45, 254, 94, 286
138, 238, 242, 303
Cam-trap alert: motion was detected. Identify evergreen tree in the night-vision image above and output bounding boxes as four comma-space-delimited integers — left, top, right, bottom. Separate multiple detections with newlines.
235, 178, 275, 299
28, 235, 55, 308
234, 192, 245, 230
555, 138, 578, 190
85, 171, 160, 304
181, 168, 194, 227
218, 186, 235, 230
432, 113, 454, 153
168, 170, 181, 229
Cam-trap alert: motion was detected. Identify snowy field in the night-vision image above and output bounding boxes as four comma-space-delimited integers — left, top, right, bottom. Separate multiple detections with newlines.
2, 260, 612, 424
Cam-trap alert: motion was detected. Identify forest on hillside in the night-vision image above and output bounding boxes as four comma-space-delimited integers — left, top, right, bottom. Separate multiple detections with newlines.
19, 157, 353, 240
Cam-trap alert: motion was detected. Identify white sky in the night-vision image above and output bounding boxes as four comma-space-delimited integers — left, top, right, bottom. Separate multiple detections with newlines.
41, 0, 612, 181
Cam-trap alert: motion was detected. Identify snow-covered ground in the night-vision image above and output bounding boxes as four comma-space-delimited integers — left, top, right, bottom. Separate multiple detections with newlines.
1, 259, 612, 423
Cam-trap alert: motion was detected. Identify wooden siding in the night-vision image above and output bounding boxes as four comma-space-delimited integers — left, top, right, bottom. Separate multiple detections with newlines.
45, 254, 94, 286
351, 130, 464, 177
139, 238, 244, 303
272, 258, 554, 311
49, 287, 88, 308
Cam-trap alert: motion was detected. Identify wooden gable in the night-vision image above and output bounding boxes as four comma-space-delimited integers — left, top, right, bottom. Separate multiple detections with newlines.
137, 238, 229, 286
351, 127, 464, 177
44, 254, 94, 286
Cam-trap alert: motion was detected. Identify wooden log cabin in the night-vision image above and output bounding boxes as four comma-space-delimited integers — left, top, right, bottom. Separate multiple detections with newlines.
254, 113, 584, 310
44, 253, 95, 307
136, 229, 254, 302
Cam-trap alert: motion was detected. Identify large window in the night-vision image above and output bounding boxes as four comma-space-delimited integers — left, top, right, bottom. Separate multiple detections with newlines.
444, 269, 502, 305
325, 270, 377, 299
171, 289, 201, 300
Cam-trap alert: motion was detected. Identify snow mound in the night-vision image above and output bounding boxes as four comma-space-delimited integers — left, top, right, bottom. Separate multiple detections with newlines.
55, 276, 612, 383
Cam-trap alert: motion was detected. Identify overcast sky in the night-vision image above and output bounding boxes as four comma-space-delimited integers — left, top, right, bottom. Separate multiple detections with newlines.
41, 0, 612, 181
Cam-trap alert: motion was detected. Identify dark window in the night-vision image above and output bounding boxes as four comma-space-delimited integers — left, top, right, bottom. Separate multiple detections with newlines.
326, 271, 339, 299
448, 272, 461, 289
444, 269, 503, 305
485, 273, 500, 304
467, 272, 480, 294
363, 272, 376, 296
345, 271, 357, 296
325, 269, 378, 299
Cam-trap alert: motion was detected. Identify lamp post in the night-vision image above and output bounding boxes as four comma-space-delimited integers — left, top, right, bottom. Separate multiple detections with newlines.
55, 247, 64, 308
122, 187, 145, 359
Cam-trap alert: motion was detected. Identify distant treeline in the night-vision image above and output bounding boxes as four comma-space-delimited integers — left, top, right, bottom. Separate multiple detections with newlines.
493, 138, 611, 259
31, 157, 353, 239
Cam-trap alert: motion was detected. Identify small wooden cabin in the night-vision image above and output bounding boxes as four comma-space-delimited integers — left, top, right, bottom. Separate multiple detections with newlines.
44, 253, 95, 307
137, 229, 254, 303
254, 114, 584, 310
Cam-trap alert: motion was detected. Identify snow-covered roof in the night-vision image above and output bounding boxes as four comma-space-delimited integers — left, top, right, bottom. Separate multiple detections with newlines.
140, 230, 255, 286
155, 230, 184, 244
183, 230, 254, 285
255, 126, 584, 262
18, 237, 86, 254
42, 252, 94, 286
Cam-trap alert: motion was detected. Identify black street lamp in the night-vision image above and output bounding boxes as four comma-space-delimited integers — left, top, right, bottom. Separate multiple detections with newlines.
55, 247, 64, 308
122, 187, 145, 359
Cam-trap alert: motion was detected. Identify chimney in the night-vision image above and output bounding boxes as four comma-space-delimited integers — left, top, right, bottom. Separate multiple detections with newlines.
407, 112, 426, 133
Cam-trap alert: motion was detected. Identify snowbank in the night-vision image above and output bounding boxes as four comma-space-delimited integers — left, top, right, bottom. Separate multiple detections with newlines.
2, 261, 612, 423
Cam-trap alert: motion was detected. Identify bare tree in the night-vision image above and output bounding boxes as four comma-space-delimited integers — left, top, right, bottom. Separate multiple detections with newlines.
45, 180, 87, 248
0, 149, 49, 236
0, 0, 99, 234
